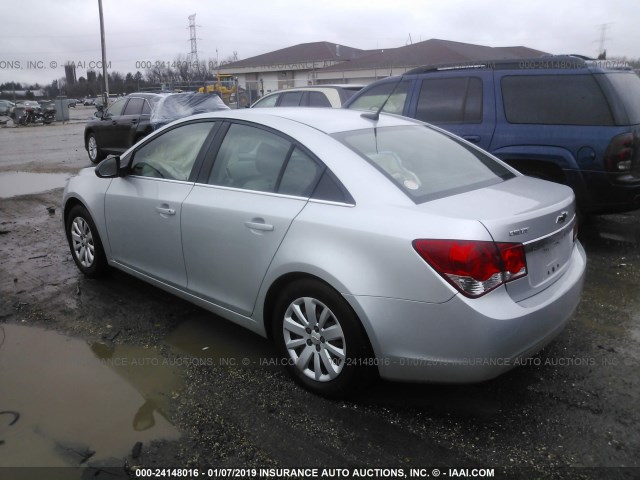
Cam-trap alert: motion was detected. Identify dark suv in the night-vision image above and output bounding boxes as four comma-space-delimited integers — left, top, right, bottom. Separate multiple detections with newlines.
84, 92, 229, 163
344, 56, 640, 214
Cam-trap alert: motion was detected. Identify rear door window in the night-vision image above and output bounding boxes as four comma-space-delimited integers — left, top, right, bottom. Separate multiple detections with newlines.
501, 75, 614, 125
208, 123, 324, 197
416, 77, 483, 124
279, 91, 304, 107
307, 91, 332, 107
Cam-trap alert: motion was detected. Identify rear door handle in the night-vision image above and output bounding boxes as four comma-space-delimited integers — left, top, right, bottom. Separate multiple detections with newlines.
244, 220, 274, 232
462, 135, 481, 144
156, 206, 176, 216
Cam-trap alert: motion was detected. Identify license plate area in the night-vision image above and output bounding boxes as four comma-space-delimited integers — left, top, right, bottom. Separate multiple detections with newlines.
524, 223, 574, 289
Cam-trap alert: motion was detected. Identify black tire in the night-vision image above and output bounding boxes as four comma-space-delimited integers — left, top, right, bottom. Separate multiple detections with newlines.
65, 205, 108, 278
272, 279, 376, 398
86, 133, 105, 164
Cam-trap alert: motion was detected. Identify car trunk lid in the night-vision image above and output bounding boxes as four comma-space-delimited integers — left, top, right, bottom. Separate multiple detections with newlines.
418, 175, 578, 301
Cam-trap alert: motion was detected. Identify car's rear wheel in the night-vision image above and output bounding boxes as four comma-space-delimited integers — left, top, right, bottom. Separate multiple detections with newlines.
273, 279, 376, 397
87, 133, 105, 164
66, 205, 107, 278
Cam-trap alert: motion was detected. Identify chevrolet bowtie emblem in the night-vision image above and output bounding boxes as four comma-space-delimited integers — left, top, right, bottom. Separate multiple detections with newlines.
556, 211, 568, 224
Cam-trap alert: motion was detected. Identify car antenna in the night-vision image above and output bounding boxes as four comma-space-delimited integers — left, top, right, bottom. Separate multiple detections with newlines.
361, 75, 404, 122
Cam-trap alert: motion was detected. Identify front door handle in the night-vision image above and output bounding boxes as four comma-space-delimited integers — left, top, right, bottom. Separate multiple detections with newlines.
156, 206, 176, 216
462, 135, 481, 144
244, 220, 274, 232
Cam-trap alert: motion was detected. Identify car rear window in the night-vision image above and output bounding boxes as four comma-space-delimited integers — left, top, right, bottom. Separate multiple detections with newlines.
334, 125, 514, 203
501, 75, 614, 125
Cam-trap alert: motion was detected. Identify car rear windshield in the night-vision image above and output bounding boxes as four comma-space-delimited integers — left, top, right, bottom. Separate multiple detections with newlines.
601, 73, 640, 125
334, 125, 514, 203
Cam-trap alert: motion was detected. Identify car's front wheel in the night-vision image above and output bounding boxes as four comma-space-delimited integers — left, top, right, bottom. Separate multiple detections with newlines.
86, 133, 105, 164
66, 205, 108, 278
273, 279, 376, 397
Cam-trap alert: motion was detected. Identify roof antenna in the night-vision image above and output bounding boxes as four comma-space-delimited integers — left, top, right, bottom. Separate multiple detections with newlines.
361, 75, 404, 122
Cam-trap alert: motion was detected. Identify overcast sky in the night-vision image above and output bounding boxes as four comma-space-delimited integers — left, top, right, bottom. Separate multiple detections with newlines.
1, 0, 638, 87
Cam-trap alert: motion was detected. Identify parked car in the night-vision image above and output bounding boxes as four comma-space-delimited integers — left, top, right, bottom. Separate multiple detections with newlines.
251, 85, 364, 108
0, 99, 14, 115
64, 108, 586, 397
83, 98, 96, 106
84, 92, 229, 163
344, 55, 640, 214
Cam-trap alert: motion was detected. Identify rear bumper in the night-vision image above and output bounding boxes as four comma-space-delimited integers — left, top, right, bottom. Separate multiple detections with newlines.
567, 169, 640, 214
345, 242, 586, 383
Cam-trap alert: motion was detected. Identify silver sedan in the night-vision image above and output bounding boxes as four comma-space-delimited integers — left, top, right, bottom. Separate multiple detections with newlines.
63, 108, 586, 397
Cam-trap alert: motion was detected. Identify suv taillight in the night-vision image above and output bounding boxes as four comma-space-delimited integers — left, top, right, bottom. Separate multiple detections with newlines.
604, 132, 635, 172
413, 239, 527, 298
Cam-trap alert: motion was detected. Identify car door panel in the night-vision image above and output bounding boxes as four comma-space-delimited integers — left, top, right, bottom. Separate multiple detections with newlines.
103, 121, 217, 287
181, 186, 306, 316
105, 177, 193, 287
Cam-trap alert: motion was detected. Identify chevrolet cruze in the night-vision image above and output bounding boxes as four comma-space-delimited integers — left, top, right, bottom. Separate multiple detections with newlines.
63, 108, 586, 397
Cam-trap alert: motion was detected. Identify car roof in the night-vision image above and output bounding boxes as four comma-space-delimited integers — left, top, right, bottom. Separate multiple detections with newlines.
190, 107, 421, 134
263, 85, 364, 94
405, 55, 635, 75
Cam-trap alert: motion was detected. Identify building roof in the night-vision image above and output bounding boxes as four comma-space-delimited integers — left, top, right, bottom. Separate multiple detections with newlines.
221, 41, 368, 69
318, 39, 549, 72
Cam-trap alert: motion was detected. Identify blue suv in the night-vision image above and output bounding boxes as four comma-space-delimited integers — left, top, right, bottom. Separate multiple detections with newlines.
344, 56, 640, 214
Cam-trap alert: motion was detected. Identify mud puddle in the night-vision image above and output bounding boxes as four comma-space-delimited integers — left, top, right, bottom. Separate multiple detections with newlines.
0, 315, 279, 469
0, 172, 70, 198
0, 324, 181, 468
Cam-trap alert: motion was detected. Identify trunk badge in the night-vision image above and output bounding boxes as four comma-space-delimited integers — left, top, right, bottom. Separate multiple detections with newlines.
556, 211, 569, 224
509, 227, 529, 237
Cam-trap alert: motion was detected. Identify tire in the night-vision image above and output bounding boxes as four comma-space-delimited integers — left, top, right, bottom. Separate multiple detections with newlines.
66, 205, 108, 278
86, 133, 105, 164
272, 279, 376, 397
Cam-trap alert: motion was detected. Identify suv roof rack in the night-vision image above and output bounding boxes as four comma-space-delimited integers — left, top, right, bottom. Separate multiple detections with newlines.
405, 55, 631, 75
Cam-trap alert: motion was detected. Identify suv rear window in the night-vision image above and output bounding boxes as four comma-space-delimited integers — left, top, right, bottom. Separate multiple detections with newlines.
601, 73, 640, 125
334, 125, 514, 203
501, 75, 614, 125
416, 77, 482, 124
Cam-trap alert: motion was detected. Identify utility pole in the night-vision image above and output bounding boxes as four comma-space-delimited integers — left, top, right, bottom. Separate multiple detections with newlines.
188, 14, 201, 81
98, 0, 109, 107
597, 23, 611, 59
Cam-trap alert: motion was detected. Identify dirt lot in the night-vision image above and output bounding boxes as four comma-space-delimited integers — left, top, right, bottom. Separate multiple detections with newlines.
0, 118, 639, 480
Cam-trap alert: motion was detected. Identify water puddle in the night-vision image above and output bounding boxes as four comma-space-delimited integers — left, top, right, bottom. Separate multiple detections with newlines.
0, 172, 70, 198
0, 324, 181, 468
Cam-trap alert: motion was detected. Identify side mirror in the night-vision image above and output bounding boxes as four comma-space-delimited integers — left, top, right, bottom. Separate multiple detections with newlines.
95, 156, 122, 178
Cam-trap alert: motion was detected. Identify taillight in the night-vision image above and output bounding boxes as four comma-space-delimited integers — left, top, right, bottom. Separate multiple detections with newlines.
413, 239, 527, 298
604, 133, 635, 172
